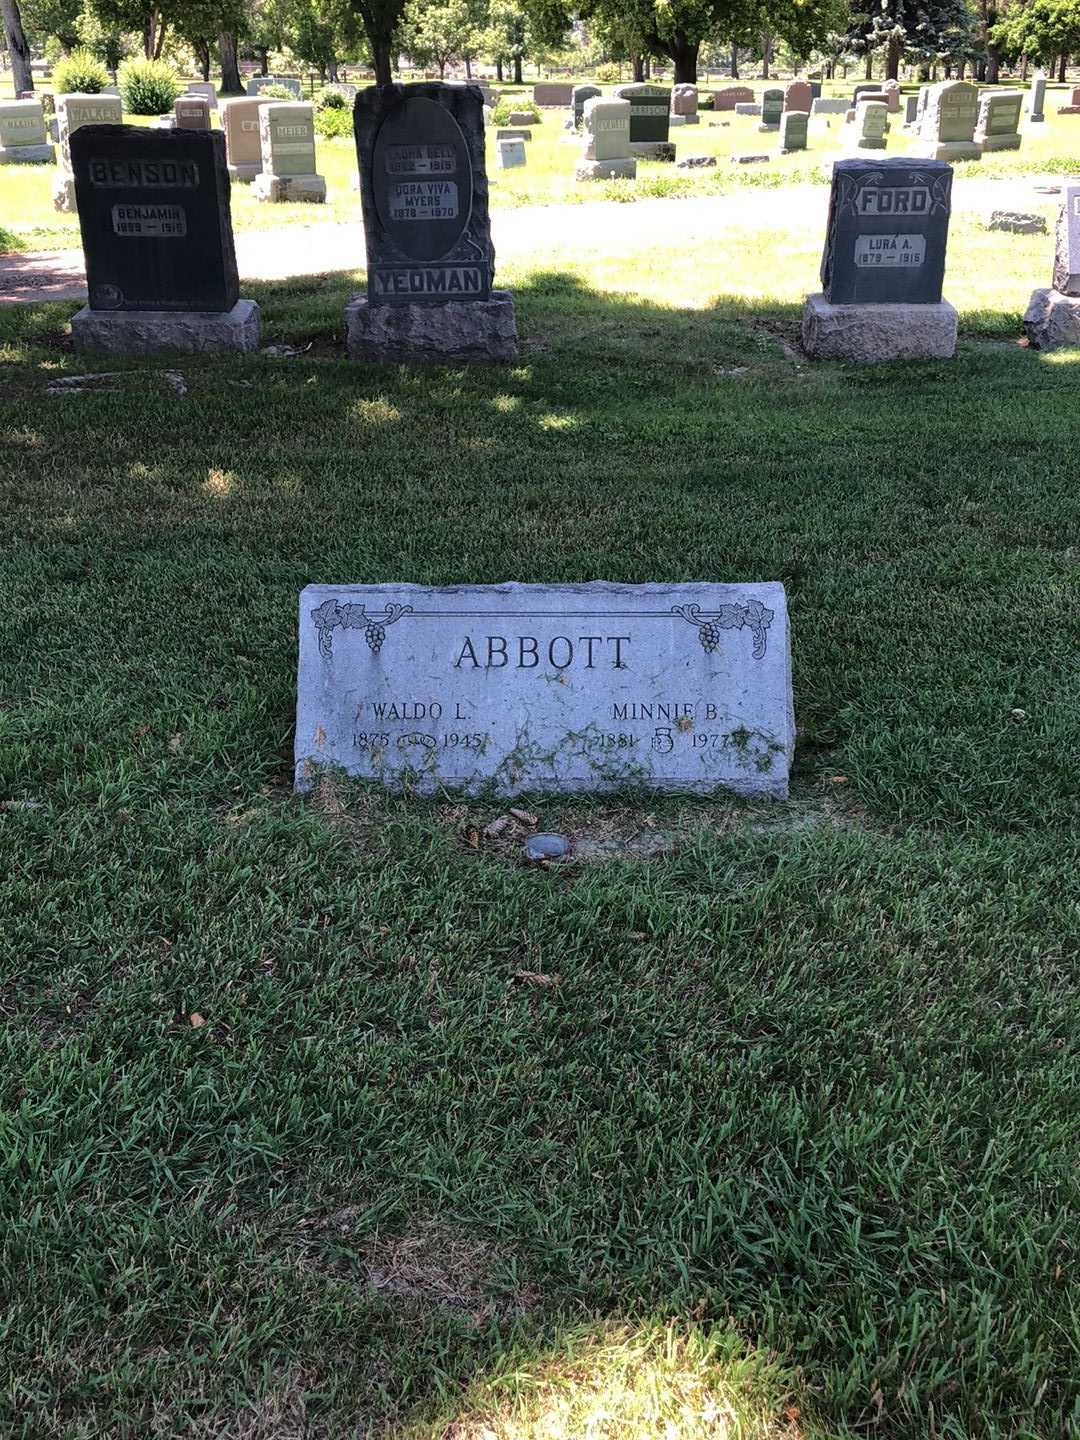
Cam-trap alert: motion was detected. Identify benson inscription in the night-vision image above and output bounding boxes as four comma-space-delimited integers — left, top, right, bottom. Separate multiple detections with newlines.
295, 582, 794, 796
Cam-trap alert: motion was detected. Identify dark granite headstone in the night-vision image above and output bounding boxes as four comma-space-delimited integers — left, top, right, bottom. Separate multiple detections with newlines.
852, 83, 880, 106
1053, 184, 1080, 295
70, 125, 238, 312
821, 157, 952, 305
354, 82, 493, 305
810, 82, 822, 100
905, 95, 919, 125
613, 84, 671, 142
760, 88, 783, 127
572, 84, 601, 129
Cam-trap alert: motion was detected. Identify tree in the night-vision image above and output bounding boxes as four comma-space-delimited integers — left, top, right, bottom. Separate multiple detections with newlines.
483, 0, 530, 81
171, 0, 248, 85
18, 0, 81, 51
993, 0, 1080, 63
1, 0, 33, 91
845, 0, 977, 77
402, 0, 478, 76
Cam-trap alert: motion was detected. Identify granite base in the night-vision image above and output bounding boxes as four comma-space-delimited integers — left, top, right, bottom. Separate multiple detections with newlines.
71, 300, 262, 356
802, 294, 958, 362
575, 156, 637, 180
911, 139, 982, 161
0, 143, 55, 164
252, 172, 326, 202
345, 291, 518, 364
976, 133, 1022, 150
227, 162, 261, 183
1024, 288, 1080, 350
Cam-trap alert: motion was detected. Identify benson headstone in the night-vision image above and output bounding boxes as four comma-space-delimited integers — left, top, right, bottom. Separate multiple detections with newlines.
779, 109, 808, 153
253, 101, 326, 201
222, 96, 268, 181
54, 92, 123, 210
68, 124, 260, 354
974, 90, 1022, 150
294, 582, 794, 797
914, 79, 981, 161
614, 83, 674, 159
802, 157, 958, 361
346, 82, 517, 363
0, 98, 55, 163
1024, 184, 1080, 349
760, 87, 783, 130
576, 96, 635, 181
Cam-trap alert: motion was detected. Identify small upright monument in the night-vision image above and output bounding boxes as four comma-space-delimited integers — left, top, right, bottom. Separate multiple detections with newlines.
174, 94, 211, 131
1029, 70, 1046, 122
779, 109, 808, 153
253, 102, 326, 202
759, 88, 783, 130
221, 97, 268, 181
802, 157, 958, 362
974, 90, 1023, 151
613, 83, 675, 160
850, 98, 888, 150
346, 83, 517, 364
54, 92, 123, 211
671, 84, 699, 125
1024, 184, 1080, 350
576, 96, 635, 180
68, 125, 260, 355
0, 97, 55, 164
913, 80, 981, 161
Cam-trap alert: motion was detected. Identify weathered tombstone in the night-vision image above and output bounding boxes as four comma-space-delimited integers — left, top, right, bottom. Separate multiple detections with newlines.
671, 84, 699, 124
294, 582, 795, 798
497, 136, 526, 168
576, 95, 635, 181
712, 85, 753, 111
506, 110, 537, 125
253, 101, 326, 202
974, 90, 1023, 151
54, 92, 123, 210
174, 94, 211, 131
1058, 85, 1080, 114
779, 109, 808, 153
812, 97, 849, 116
186, 81, 218, 109
572, 84, 601, 129
802, 156, 957, 361
852, 82, 880, 105
1024, 184, 1080, 349
496, 126, 531, 143
882, 79, 901, 113
68, 124, 260, 354
248, 74, 302, 99
852, 98, 888, 150
734, 102, 762, 116
759, 87, 783, 130
914, 85, 930, 128
784, 79, 812, 113
914, 79, 981, 161
613, 83, 674, 159
1029, 70, 1046, 122
904, 94, 919, 126
0, 98, 55, 163
533, 82, 573, 107
221, 96, 269, 181
809, 81, 822, 100
346, 83, 517, 363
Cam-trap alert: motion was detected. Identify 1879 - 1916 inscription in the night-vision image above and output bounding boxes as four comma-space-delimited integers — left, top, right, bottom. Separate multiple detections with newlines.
295, 582, 794, 796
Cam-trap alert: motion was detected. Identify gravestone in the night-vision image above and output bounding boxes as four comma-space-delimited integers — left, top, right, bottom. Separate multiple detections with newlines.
712, 85, 753, 111
497, 136, 526, 168
506, 110, 536, 125
174, 94, 211, 131
325, 82, 359, 102
533, 82, 573, 107
496, 126, 531, 143
248, 74, 302, 99
802, 157, 957, 361
852, 98, 887, 150
882, 79, 901, 113
1058, 85, 1080, 114
295, 582, 795, 798
734, 102, 762, 116
186, 81, 217, 109
852, 83, 880, 105
671, 84, 699, 124
914, 85, 930, 128
613, 83, 674, 159
779, 109, 808, 152
1029, 71, 1046, 122
974, 90, 1023, 150
914, 79, 981, 161
810, 81, 822, 100
252, 101, 325, 202
1024, 184, 1080, 349
221, 96, 269, 181
346, 82, 517, 363
0, 98, 55, 163
784, 79, 812, 113
572, 84, 601, 129
576, 95, 635, 181
68, 125, 259, 354
904, 94, 919, 125
812, 97, 849, 116
54, 92, 123, 210
759, 87, 783, 130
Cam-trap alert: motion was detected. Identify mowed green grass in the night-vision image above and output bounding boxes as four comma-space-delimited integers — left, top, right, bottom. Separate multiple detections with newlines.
1, 218, 1080, 1439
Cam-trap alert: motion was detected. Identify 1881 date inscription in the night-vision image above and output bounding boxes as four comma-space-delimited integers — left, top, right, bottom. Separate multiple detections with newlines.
295, 582, 794, 797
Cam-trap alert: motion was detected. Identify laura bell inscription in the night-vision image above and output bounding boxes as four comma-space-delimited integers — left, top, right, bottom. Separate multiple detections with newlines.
295, 582, 794, 797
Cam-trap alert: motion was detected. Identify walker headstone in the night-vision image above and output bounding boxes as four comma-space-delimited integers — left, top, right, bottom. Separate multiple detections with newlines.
55, 92, 123, 210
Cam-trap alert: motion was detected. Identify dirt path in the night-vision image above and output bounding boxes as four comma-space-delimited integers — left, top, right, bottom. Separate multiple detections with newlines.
0, 177, 1060, 306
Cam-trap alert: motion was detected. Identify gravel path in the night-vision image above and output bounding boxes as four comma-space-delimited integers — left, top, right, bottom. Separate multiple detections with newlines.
0, 177, 1061, 306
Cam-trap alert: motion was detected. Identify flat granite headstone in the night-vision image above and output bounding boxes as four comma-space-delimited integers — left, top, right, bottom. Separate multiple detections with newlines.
713, 86, 753, 111
533, 82, 573, 107
734, 103, 762, 116
779, 109, 808, 152
975, 90, 1022, 150
54, 92, 123, 209
174, 94, 211, 131
253, 101, 325, 201
572, 84, 601, 128
347, 82, 516, 362
68, 124, 259, 354
0, 98, 55, 163
294, 582, 794, 797
852, 98, 888, 150
577, 96, 635, 180
614, 83, 672, 152
1029, 71, 1046, 122
497, 136, 526, 168
760, 87, 783, 129
221, 97, 268, 181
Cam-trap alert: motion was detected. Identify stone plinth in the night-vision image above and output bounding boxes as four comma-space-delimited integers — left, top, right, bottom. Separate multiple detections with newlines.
71, 299, 261, 356
576, 156, 636, 180
345, 291, 518, 364
913, 139, 982, 162
1, 141, 54, 163
1024, 288, 1080, 350
630, 140, 675, 161
802, 294, 957, 362
252, 171, 326, 202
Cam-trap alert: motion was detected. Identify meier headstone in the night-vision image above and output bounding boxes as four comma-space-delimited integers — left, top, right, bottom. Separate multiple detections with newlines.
294, 582, 795, 798
253, 101, 325, 202
779, 109, 808, 153
0, 98, 55, 163
68, 124, 260, 354
54, 92, 122, 210
613, 83, 674, 159
221, 96, 268, 181
174, 94, 211, 131
576, 95, 635, 181
802, 156, 958, 361
1024, 184, 1080, 349
759, 87, 783, 130
347, 82, 517, 363
974, 90, 1022, 150
914, 79, 981, 161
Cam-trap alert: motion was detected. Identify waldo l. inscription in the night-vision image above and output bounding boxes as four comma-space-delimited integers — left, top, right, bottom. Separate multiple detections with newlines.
295, 582, 794, 796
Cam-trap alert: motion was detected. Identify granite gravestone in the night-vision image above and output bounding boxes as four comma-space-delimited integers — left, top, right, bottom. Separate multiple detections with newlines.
915, 80, 981, 161
295, 582, 795, 798
882, 79, 901, 113
671, 84, 699, 124
533, 82, 573, 107
497, 136, 526, 168
784, 79, 812, 113
1057, 85, 1080, 115
735, 103, 762, 116
347, 83, 517, 362
760, 87, 783, 129
174, 94, 211, 130
1024, 184, 1080, 349
974, 90, 1023, 150
68, 125, 260, 354
613, 83, 674, 158
852, 98, 887, 150
222, 97, 268, 181
779, 109, 808, 152
802, 157, 958, 361
852, 83, 880, 105
253, 101, 325, 201
812, 97, 849, 116
186, 81, 218, 109
248, 74, 302, 98
713, 86, 753, 111
1029, 71, 1046, 122
576, 96, 635, 180
572, 84, 601, 128
904, 94, 919, 125
54, 92, 123, 210
0, 98, 55, 163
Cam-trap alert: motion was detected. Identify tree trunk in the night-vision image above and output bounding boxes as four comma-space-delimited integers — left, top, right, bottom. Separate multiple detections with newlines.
668, 32, 698, 83
143, 12, 155, 58
513, 52, 522, 83
495, 57, 503, 80
328, 57, 339, 80
258, 47, 269, 75
730, 42, 738, 79
1058, 52, 1067, 81
0, 0, 33, 95
153, 20, 166, 58
195, 38, 210, 80
886, 33, 901, 79
957, 57, 966, 78
632, 53, 644, 81
760, 31, 773, 79
371, 35, 393, 86
864, 50, 873, 78
219, 31, 243, 94
464, 54, 472, 79
986, 46, 1000, 82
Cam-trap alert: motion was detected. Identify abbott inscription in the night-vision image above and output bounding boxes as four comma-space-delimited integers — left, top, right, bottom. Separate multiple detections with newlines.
295, 582, 794, 796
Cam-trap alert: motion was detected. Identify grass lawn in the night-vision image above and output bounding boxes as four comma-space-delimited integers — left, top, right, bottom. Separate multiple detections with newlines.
2, 175, 1080, 1438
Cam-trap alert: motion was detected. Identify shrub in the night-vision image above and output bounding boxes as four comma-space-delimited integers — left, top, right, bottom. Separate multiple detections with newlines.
492, 97, 540, 125
314, 104, 352, 138
51, 48, 109, 95
315, 87, 348, 109
258, 82, 296, 100
117, 57, 183, 114
595, 61, 620, 84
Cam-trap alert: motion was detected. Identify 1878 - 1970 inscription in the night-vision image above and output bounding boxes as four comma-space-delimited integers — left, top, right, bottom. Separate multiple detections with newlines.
295, 582, 794, 796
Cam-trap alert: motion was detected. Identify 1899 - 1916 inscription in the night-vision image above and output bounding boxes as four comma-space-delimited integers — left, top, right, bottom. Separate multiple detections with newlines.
295, 582, 794, 796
